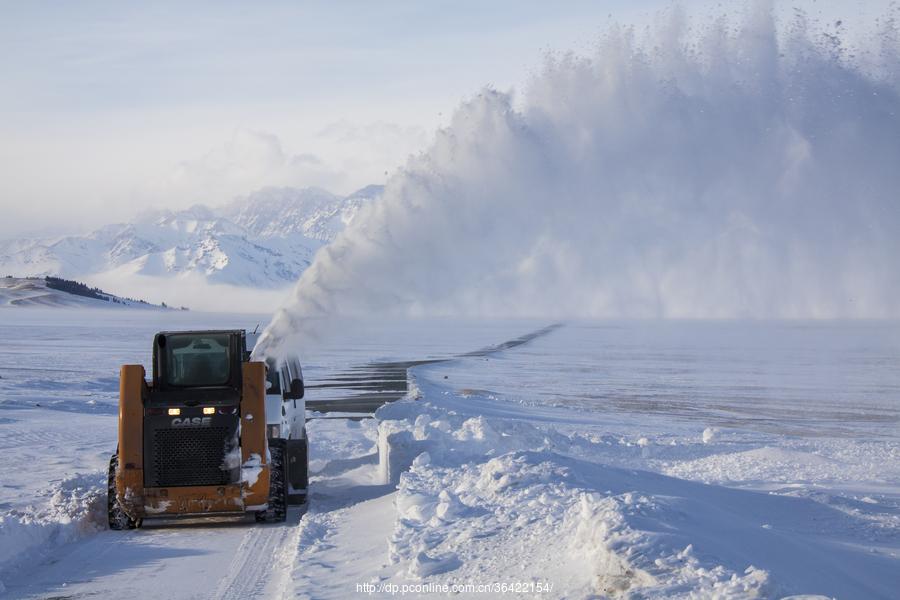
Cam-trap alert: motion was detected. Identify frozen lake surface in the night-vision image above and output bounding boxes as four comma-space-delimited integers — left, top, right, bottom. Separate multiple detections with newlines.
4, 311, 896, 440
434, 320, 900, 440
0, 309, 898, 598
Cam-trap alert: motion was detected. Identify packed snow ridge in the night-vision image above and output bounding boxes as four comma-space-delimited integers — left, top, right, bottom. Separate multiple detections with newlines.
354, 370, 899, 599
0, 185, 381, 289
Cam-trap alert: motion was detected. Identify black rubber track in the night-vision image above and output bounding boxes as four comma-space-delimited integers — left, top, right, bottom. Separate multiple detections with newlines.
255, 439, 287, 523
107, 453, 139, 530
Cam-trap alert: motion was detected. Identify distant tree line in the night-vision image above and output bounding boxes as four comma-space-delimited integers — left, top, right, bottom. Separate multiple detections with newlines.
44, 276, 108, 301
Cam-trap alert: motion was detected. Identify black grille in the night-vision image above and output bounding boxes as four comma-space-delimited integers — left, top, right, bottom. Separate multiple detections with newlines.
151, 427, 231, 487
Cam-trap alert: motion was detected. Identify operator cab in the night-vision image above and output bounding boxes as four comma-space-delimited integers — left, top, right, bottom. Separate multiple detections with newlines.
150, 330, 246, 406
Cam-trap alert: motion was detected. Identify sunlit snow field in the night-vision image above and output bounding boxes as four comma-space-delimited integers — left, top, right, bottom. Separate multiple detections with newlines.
0, 309, 898, 597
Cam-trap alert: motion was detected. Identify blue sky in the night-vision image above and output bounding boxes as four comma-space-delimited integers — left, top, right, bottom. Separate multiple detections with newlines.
0, 0, 889, 237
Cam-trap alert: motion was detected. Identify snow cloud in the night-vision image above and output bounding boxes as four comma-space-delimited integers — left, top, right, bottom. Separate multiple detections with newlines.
256, 3, 900, 357
156, 123, 429, 211
166, 129, 343, 205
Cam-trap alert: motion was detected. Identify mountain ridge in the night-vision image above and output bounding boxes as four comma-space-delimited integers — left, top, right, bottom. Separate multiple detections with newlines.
0, 185, 382, 290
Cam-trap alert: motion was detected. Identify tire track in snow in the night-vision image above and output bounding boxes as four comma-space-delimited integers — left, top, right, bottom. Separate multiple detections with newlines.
215, 509, 305, 600
287, 484, 396, 600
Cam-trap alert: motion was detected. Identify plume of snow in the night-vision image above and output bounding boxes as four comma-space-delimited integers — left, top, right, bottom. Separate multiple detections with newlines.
254, 2, 900, 358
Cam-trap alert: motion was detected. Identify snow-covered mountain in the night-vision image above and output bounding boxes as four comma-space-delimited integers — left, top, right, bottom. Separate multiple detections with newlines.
224, 186, 379, 241
0, 186, 381, 289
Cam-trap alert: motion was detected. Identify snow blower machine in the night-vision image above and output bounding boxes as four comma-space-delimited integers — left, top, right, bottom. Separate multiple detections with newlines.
108, 329, 309, 529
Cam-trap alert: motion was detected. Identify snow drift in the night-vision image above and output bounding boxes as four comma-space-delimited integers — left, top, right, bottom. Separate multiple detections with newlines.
0, 473, 106, 592
256, 2, 900, 355
373, 367, 899, 598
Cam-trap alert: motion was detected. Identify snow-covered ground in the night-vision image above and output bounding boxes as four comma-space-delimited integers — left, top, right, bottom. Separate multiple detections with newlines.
0, 311, 898, 598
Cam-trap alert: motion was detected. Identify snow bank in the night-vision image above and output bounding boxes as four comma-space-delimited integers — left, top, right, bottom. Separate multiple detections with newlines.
0, 472, 106, 590
381, 417, 768, 595
374, 369, 900, 598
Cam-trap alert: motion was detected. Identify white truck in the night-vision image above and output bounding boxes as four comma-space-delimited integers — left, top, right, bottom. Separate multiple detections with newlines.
248, 331, 309, 504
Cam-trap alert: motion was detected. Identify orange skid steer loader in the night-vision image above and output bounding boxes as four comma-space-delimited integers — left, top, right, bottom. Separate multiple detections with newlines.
108, 329, 307, 528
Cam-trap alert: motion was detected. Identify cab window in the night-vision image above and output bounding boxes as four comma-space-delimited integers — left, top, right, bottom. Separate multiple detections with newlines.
164, 333, 231, 387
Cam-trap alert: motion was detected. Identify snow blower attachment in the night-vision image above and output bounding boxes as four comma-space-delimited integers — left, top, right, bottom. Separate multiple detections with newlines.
108, 329, 309, 529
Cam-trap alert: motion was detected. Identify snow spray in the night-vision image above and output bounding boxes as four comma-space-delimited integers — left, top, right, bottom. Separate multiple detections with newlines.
253, 2, 900, 358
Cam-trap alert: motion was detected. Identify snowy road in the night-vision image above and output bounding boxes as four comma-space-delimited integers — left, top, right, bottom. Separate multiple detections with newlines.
0, 312, 556, 599
0, 404, 383, 600
0, 416, 390, 600
0, 417, 393, 600
4, 513, 299, 599
0, 404, 306, 600
1, 311, 899, 598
